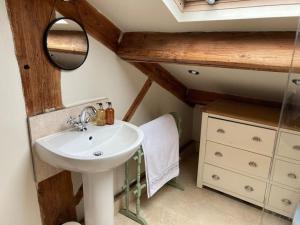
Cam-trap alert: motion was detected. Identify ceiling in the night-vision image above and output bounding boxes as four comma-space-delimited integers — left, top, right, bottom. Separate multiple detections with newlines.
161, 63, 288, 102
88, 0, 298, 32
87, 0, 297, 102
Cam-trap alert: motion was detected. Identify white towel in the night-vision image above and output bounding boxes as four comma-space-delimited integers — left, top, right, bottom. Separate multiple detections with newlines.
140, 114, 179, 198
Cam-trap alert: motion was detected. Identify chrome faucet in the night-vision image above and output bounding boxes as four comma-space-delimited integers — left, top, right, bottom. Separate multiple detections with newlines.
67, 106, 97, 131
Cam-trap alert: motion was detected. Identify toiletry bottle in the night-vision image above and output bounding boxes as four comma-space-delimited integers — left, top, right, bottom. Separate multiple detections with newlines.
105, 102, 115, 125
96, 103, 106, 126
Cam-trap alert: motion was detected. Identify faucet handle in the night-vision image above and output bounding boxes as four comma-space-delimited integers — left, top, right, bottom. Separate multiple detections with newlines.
67, 116, 76, 125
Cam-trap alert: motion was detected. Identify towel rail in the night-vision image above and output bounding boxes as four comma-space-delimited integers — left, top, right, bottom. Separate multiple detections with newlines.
119, 113, 184, 225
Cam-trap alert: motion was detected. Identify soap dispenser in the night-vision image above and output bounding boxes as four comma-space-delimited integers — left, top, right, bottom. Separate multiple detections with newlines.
105, 102, 115, 125
96, 103, 106, 126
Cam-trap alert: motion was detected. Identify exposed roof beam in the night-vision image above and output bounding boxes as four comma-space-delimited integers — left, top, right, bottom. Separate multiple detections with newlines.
132, 62, 192, 106
53, 0, 121, 52
118, 32, 297, 73
187, 89, 281, 108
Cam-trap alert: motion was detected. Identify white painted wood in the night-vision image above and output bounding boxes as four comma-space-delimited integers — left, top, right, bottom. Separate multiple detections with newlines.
206, 117, 276, 156
268, 185, 300, 217
203, 182, 265, 207
203, 164, 267, 203
163, 0, 300, 22
197, 112, 208, 187
205, 141, 271, 179
278, 132, 300, 161
273, 159, 300, 190
196, 110, 300, 218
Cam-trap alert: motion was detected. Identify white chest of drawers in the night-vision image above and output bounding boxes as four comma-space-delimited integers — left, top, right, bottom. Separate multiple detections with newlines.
197, 100, 300, 218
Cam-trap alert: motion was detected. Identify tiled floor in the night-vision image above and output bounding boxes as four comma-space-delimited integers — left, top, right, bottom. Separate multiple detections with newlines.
115, 148, 291, 225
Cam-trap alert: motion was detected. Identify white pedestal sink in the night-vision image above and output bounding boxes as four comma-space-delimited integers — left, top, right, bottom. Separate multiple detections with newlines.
35, 121, 144, 225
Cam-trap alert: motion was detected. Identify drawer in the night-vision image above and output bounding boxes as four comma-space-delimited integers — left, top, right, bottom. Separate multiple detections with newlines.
203, 164, 267, 203
205, 141, 271, 178
278, 132, 300, 161
273, 160, 300, 189
268, 185, 300, 216
207, 117, 276, 156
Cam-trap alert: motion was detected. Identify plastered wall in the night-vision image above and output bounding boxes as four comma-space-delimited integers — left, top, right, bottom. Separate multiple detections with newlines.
0, 2, 42, 225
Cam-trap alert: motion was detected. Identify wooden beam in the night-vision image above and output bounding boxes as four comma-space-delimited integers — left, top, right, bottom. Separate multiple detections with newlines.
118, 32, 297, 73
123, 78, 153, 122
53, 0, 121, 52
37, 171, 77, 225
6, 0, 63, 116
187, 89, 281, 108
47, 30, 87, 55
132, 62, 192, 106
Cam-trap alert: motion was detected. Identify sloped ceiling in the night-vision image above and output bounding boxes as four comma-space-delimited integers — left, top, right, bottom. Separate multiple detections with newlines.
88, 0, 298, 32
161, 63, 288, 102
87, 0, 297, 102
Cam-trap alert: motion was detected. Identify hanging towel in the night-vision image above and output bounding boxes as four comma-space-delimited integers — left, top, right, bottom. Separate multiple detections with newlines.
140, 114, 179, 198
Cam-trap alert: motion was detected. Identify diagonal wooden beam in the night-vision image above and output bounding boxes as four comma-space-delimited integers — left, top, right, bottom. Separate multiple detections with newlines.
187, 89, 281, 108
132, 62, 192, 106
53, 0, 121, 52
118, 32, 297, 73
123, 78, 153, 122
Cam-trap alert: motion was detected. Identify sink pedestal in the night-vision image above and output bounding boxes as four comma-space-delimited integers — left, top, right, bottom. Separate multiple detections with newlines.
82, 170, 114, 225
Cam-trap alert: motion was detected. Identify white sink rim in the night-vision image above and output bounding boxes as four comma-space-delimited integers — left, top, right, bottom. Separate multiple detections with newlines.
35, 120, 144, 161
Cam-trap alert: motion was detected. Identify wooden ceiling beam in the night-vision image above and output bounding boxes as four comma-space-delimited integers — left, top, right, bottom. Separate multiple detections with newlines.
187, 89, 281, 108
132, 62, 193, 106
53, 0, 121, 52
118, 32, 297, 73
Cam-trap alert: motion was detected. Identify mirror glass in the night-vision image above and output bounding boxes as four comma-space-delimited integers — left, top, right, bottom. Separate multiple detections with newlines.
44, 18, 89, 70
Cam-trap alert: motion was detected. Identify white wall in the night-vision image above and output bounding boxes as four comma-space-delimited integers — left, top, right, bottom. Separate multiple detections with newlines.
61, 36, 194, 145
0, 2, 42, 225
61, 36, 194, 219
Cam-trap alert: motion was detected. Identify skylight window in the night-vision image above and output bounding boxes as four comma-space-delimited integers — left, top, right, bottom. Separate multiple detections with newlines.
163, 0, 300, 22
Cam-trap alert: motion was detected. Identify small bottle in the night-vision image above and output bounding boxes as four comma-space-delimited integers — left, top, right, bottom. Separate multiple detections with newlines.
96, 103, 106, 126
105, 102, 115, 125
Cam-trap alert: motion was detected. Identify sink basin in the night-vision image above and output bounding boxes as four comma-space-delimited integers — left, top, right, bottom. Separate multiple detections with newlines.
35, 120, 143, 225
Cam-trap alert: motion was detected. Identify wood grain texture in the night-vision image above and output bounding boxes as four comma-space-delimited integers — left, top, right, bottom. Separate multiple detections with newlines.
118, 32, 297, 72
37, 171, 77, 225
204, 99, 281, 128
132, 62, 192, 106
123, 78, 153, 122
47, 30, 87, 55
187, 89, 281, 108
6, 0, 63, 116
53, 0, 121, 52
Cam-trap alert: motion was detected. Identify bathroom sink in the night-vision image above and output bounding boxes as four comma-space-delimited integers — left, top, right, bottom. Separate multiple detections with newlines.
35, 120, 143, 225
35, 120, 143, 173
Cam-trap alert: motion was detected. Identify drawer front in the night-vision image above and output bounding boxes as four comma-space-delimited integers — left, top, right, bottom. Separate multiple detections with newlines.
203, 164, 267, 203
205, 141, 271, 178
278, 132, 300, 161
273, 160, 300, 189
268, 185, 300, 216
207, 118, 276, 156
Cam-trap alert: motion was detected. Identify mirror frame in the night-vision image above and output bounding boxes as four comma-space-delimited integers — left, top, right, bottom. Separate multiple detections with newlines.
43, 17, 89, 71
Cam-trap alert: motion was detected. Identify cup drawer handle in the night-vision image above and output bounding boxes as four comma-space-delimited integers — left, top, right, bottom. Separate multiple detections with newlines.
244, 185, 254, 192
252, 136, 262, 142
212, 174, 220, 181
281, 198, 292, 206
217, 128, 225, 134
293, 145, 300, 151
287, 173, 297, 179
248, 161, 258, 168
214, 152, 223, 157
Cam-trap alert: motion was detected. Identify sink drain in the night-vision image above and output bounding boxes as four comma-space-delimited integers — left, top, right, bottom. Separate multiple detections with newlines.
93, 151, 103, 157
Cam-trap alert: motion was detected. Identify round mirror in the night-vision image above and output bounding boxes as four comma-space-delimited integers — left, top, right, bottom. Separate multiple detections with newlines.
44, 18, 89, 70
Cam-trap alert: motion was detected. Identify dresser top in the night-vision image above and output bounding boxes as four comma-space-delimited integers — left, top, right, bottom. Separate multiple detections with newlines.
204, 100, 281, 128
